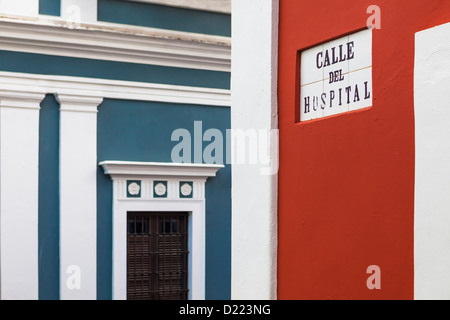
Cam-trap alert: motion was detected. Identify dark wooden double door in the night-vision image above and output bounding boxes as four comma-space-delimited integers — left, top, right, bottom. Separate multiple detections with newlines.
127, 212, 189, 300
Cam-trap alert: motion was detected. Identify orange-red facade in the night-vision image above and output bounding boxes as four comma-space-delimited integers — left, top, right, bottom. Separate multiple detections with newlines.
277, 0, 450, 299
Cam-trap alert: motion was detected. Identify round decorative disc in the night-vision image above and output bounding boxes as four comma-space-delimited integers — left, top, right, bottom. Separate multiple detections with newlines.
154, 183, 167, 196
180, 183, 193, 197
128, 182, 141, 196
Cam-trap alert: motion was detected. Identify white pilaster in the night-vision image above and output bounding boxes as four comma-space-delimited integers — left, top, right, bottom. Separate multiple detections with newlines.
57, 94, 103, 300
414, 21, 450, 300
0, 0, 39, 16
231, 0, 279, 300
61, 0, 97, 23
0, 90, 45, 300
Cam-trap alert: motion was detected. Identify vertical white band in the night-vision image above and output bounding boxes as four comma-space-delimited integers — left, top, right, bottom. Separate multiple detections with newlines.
415, 22, 450, 300
231, 0, 279, 300
57, 94, 103, 300
0, 91, 45, 300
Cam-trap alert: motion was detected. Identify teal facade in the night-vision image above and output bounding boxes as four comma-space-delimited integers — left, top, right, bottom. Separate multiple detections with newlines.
0, 50, 230, 89
98, 0, 231, 37
9, 0, 232, 300
39, 0, 231, 37
97, 100, 231, 300
39, 0, 60, 16
38, 94, 61, 300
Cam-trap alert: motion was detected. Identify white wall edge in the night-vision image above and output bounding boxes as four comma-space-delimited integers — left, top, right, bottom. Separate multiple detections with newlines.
0, 71, 231, 107
414, 21, 450, 300
231, 0, 279, 300
0, 16, 231, 72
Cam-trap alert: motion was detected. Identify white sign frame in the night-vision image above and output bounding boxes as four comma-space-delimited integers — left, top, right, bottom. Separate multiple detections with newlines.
299, 29, 373, 122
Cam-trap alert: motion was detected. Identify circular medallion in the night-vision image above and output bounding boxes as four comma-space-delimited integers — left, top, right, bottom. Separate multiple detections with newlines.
128, 182, 140, 196
180, 183, 193, 197
154, 183, 167, 196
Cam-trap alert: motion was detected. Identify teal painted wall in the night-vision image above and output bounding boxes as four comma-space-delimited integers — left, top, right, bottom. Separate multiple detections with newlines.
97, 165, 113, 300
39, 0, 60, 16
3, 0, 231, 298
0, 50, 230, 90
98, 0, 231, 37
38, 94, 60, 300
97, 99, 231, 300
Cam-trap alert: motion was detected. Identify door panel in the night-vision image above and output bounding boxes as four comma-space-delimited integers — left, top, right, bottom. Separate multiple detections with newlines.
127, 212, 189, 300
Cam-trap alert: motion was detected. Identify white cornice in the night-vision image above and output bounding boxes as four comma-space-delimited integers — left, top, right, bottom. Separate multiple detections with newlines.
0, 71, 231, 107
0, 15, 231, 72
99, 161, 224, 180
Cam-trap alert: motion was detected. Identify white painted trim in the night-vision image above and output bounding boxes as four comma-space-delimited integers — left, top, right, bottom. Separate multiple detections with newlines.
414, 21, 450, 300
0, 0, 39, 16
0, 90, 45, 300
59, 95, 103, 300
100, 161, 224, 178
100, 161, 222, 300
0, 16, 231, 72
0, 90, 46, 110
112, 200, 204, 300
231, 0, 279, 300
0, 71, 231, 107
56, 94, 104, 113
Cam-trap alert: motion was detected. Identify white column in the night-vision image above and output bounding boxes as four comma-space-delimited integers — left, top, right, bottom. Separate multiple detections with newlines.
231, 0, 279, 300
61, 0, 98, 23
0, 0, 39, 16
0, 90, 45, 300
57, 94, 103, 300
414, 21, 450, 300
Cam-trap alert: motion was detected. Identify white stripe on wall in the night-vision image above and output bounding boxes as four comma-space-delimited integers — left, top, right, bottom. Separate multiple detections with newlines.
0, 91, 45, 300
414, 21, 450, 300
57, 94, 103, 300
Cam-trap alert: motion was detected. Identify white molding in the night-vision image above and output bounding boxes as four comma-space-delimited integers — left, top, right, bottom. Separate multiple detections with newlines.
0, 71, 231, 107
129, 0, 231, 14
0, 90, 46, 110
56, 94, 104, 113
0, 16, 231, 72
100, 161, 222, 300
112, 179, 205, 201
100, 161, 223, 179
0, 90, 45, 300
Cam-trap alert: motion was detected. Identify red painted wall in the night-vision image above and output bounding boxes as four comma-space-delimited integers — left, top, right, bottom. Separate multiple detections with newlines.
278, 0, 450, 300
